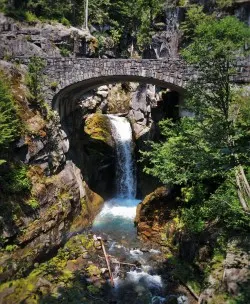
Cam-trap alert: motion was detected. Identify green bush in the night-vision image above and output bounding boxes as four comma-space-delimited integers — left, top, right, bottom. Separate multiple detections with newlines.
61, 17, 70, 26
24, 11, 38, 23
26, 198, 39, 210
0, 164, 31, 194
59, 46, 71, 57
0, 72, 20, 157
26, 56, 46, 104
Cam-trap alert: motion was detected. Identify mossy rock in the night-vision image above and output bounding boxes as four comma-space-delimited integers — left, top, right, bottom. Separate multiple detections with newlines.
84, 114, 114, 146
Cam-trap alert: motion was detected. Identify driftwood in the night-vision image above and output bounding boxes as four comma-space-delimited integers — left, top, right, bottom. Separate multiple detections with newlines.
235, 166, 250, 213
98, 255, 137, 268
178, 278, 199, 302
94, 235, 114, 287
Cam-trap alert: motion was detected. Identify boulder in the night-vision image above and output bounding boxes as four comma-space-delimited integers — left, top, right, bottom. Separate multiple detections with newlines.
135, 187, 177, 242
199, 235, 250, 303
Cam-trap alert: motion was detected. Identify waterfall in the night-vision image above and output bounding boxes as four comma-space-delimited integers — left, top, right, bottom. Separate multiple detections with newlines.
108, 115, 136, 199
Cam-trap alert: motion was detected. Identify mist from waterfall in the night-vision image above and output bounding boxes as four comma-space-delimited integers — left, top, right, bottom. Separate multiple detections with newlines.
108, 115, 136, 199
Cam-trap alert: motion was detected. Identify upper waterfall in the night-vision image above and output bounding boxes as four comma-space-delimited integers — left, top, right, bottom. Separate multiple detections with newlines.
108, 115, 136, 199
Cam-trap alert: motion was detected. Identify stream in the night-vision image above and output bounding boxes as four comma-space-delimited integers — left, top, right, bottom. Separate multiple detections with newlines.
92, 115, 189, 304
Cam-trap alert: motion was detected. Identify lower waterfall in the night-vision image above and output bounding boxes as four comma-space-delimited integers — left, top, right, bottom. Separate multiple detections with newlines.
92, 115, 188, 304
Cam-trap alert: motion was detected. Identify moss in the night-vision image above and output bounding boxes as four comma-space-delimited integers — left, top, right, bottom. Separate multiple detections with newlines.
87, 284, 100, 295
84, 114, 113, 146
86, 264, 101, 277
167, 256, 203, 295
0, 228, 98, 302
5, 244, 19, 252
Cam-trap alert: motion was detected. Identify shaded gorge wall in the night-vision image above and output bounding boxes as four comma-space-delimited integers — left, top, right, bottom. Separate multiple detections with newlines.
55, 82, 181, 199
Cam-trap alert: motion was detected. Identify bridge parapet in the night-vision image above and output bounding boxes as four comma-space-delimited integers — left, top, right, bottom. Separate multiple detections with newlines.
13, 56, 250, 105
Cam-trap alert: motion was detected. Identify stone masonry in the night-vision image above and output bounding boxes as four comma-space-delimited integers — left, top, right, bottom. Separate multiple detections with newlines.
16, 57, 250, 109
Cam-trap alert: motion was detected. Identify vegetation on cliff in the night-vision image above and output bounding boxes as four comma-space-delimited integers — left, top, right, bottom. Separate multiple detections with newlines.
0, 72, 20, 162
0, 71, 31, 196
0, 0, 166, 53
141, 10, 250, 234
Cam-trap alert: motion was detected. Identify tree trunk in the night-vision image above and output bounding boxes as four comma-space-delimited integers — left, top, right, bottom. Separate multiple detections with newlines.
235, 169, 249, 212
85, 0, 89, 30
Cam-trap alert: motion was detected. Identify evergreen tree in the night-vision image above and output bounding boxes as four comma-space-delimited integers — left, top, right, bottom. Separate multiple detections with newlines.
0, 73, 20, 162
141, 11, 250, 232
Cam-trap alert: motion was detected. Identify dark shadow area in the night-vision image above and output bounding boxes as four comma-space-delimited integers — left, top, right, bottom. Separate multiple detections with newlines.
52, 75, 185, 117
61, 108, 116, 199
151, 90, 180, 123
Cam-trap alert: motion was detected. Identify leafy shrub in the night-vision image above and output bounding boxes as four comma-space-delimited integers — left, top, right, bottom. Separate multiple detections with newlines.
26, 56, 46, 104
0, 72, 20, 156
0, 164, 31, 194
59, 46, 71, 57
26, 198, 39, 210
61, 17, 70, 26
24, 11, 38, 23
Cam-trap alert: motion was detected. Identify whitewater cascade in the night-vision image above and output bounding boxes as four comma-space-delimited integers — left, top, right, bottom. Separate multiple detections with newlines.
92, 115, 189, 303
108, 115, 136, 199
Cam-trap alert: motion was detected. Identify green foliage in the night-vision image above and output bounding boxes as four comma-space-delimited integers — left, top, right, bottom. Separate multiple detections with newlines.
0, 72, 20, 160
141, 12, 250, 234
5, 244, 18, 252
87, 284, 100, 295
59, 46, 71, 57
26, 56, 46, 104
216, 0, 233, 9
61, 16, 70, 26
181, 5, 211, 41
26, 198, 39, 210
24, 11, 38, 23
0, 164, 31, 194
0, 0, 6, 12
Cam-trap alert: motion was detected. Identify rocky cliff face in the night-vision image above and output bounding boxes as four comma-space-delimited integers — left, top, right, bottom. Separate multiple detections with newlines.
0, 58, 103, 282
0, 12, 96, 59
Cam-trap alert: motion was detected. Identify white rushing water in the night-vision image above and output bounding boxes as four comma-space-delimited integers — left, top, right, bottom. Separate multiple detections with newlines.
92, 115, 139, 241
108, 114, 136, 199
92, 115, 188, 303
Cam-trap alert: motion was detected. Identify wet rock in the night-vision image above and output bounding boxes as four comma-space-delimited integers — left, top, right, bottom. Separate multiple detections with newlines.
97, 90, 109, 98
135, 187, 176, 241
133, 110, 145, 122
84, 113, 114, 146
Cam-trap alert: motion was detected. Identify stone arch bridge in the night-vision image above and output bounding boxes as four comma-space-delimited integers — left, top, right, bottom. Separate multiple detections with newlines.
44, 58, 189, 110
32, 57, 249, 111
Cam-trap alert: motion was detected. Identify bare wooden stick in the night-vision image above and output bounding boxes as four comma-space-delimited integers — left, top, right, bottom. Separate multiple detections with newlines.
178, 278, 199, 301
96, 237, 115, 287
111, 261, 137, 267
98, 255, 137, 267
236, 173, 249, 211
239, 166, 250, 198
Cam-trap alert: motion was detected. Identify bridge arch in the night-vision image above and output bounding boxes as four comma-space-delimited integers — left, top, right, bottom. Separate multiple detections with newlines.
41, 58, 190, 109
52, 74, 186, 119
